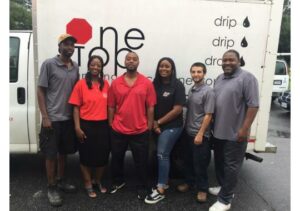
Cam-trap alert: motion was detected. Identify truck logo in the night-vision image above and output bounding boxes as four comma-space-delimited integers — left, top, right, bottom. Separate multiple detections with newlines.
65, 18, 145, 76
66, 18, 92, 45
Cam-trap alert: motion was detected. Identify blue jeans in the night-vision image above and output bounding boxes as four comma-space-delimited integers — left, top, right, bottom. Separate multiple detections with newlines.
157, 127, 183, 189
183, 132, 211, 192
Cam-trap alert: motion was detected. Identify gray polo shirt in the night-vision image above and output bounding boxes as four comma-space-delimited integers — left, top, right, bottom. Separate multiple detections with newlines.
185, 83, 215, 137
213, 68, 259, 141
38, 55, 79, 121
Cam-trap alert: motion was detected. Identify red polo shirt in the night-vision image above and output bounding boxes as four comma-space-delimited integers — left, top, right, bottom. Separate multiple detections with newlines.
108, 72, 156, 134
69, 79, 109, 121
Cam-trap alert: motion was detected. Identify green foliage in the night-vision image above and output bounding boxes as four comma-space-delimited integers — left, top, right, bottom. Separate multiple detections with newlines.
10, 0, 32, 30
278, 15, 290, 65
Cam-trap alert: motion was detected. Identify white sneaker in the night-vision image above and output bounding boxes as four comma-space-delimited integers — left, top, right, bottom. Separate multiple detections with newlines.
209, 201, 231, 211
209, 186, 221, 196
144, 189, 165, 204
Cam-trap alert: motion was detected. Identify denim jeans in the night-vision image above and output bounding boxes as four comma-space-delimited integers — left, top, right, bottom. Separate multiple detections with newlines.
157, 127, 183, 189
213, 137, 247, 204
183, 132, 211, 192
110, 129, 150, 189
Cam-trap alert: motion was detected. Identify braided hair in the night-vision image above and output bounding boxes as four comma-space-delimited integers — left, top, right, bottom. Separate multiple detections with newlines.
85, 55, 105, 90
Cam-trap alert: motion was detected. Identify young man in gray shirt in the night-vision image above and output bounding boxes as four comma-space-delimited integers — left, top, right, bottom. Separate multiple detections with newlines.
177, 62, 215, 203
37, 34, 79, 207
209, 49, 259, 211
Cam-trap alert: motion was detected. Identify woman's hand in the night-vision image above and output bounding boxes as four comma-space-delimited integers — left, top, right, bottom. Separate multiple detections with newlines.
75, 128, 87, 142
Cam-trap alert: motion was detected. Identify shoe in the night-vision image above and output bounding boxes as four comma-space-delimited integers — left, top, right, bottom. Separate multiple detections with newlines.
209, 201, 231, 211
57, 179, 76, 193
96, 183, 108, 193
176, 183, 190, 193
47, 185, 63, 207
137, 188, 148, 200
110, 182, 126, 194
144, 189, 165, 204
85, 187, 97, 198
196, 191, 207, 203
209, 186, 221, 196
92, 181, 108, 193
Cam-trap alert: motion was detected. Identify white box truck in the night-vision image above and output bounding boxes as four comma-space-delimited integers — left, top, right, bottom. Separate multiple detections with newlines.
9, 0, 284, 154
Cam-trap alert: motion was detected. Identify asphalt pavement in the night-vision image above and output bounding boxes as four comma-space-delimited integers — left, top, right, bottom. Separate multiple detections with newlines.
10, 100, 290, 211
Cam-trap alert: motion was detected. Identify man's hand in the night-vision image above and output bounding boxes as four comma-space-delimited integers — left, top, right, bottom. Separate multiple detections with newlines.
237, 127, 249, 142
194, 134, 203, 145
42, 117, 52, 128
75, 128, 87, 142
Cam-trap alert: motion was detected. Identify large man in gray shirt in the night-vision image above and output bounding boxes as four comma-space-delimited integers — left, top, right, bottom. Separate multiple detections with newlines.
209, 50, 259, 211
37, 34, 79, 207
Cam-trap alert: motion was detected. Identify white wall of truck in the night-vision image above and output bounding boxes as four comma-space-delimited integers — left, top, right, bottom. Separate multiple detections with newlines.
9, 0, 284, 153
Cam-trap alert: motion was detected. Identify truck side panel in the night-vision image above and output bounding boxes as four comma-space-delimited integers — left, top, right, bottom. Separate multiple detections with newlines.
32, 0, 284, 152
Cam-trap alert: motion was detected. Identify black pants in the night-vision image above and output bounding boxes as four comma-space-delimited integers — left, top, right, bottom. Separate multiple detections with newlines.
110, 129, 149, 189
183, 133, 211, 192
213, 137, 247, 204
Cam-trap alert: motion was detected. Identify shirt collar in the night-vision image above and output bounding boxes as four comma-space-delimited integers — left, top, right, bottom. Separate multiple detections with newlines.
222, 67, 242, 80
54, 55, 74, 67
191, 81, 205, 92
121, 71, 141, 86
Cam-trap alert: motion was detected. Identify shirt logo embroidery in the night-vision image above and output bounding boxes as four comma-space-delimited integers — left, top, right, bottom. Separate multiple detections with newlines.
163, 91, 170, 97
102, 93, 107, 98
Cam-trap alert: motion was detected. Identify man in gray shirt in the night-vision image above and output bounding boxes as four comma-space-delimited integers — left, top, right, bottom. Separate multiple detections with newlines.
37, 34, 79, 207
177, 62, 215, 203
209, 49, 259, 211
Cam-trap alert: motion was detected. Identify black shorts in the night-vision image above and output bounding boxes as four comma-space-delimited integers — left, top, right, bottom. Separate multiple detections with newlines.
39, 120, 77, 159
78, 119, 110, 167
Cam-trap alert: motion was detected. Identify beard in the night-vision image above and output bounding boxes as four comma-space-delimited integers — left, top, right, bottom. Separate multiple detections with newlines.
126, 66, 137, 73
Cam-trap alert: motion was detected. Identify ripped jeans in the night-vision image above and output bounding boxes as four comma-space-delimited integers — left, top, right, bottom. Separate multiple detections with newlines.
156, 127, 183, 189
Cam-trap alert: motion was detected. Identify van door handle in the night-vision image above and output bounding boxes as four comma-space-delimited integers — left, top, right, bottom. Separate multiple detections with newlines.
17, 87, 26, 104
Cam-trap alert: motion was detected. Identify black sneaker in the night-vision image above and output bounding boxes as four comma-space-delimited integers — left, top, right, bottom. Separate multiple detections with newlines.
47, 185, 63, 207
110, 182, 126, 194
144, 189, 165, 204
137, 188, 149, 200
57, 179, 76, 193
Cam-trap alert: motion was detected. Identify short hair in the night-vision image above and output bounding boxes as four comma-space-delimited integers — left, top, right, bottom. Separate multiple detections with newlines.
224, 49, 240, 61
190, 62, 207, 74
125, 51, 139, 60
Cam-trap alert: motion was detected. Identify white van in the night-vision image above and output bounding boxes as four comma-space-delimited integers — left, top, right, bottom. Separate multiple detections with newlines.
9, 31, 39, 153
272, 60, 289, 101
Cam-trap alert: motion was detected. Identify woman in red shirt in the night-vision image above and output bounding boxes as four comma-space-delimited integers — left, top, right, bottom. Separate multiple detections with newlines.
69, 55, 110, 198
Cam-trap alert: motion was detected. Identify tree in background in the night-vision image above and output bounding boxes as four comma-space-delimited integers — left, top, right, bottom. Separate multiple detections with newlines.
10, 0, 32, 30
278, 0, 291, 66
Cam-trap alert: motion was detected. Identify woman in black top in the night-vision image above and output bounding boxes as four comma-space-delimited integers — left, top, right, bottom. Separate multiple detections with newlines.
145, 57, 186, 204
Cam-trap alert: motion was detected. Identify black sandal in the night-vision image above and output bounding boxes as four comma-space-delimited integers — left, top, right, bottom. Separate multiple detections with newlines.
85, 187, 97, 198
92, 181, 107, 193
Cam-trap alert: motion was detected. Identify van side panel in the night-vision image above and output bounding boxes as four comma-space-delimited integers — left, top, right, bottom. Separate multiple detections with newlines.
10, 33, 30, 152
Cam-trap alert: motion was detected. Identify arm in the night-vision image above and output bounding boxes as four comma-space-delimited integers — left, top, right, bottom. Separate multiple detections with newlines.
73, 106, 86, 142
238, 107, 258, 142
153, 105, 183, 134
37, 86, 51, 128
147, 106, 154, 131
194, 113, 213, 145
108, 107, 115, 127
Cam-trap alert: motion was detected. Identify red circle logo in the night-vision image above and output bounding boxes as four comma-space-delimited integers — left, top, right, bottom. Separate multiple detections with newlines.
66, 18, 92, 45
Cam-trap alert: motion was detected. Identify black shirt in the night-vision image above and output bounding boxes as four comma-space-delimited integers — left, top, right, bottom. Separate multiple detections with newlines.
154, 79, 186, 130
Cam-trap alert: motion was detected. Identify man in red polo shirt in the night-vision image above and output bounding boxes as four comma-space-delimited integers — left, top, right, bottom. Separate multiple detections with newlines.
108, 51, 156, 200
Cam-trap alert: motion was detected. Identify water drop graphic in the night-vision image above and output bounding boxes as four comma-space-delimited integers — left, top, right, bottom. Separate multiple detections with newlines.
241, 37, 248, 47
243, 17, 250, 28
240, 56, 245, 66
